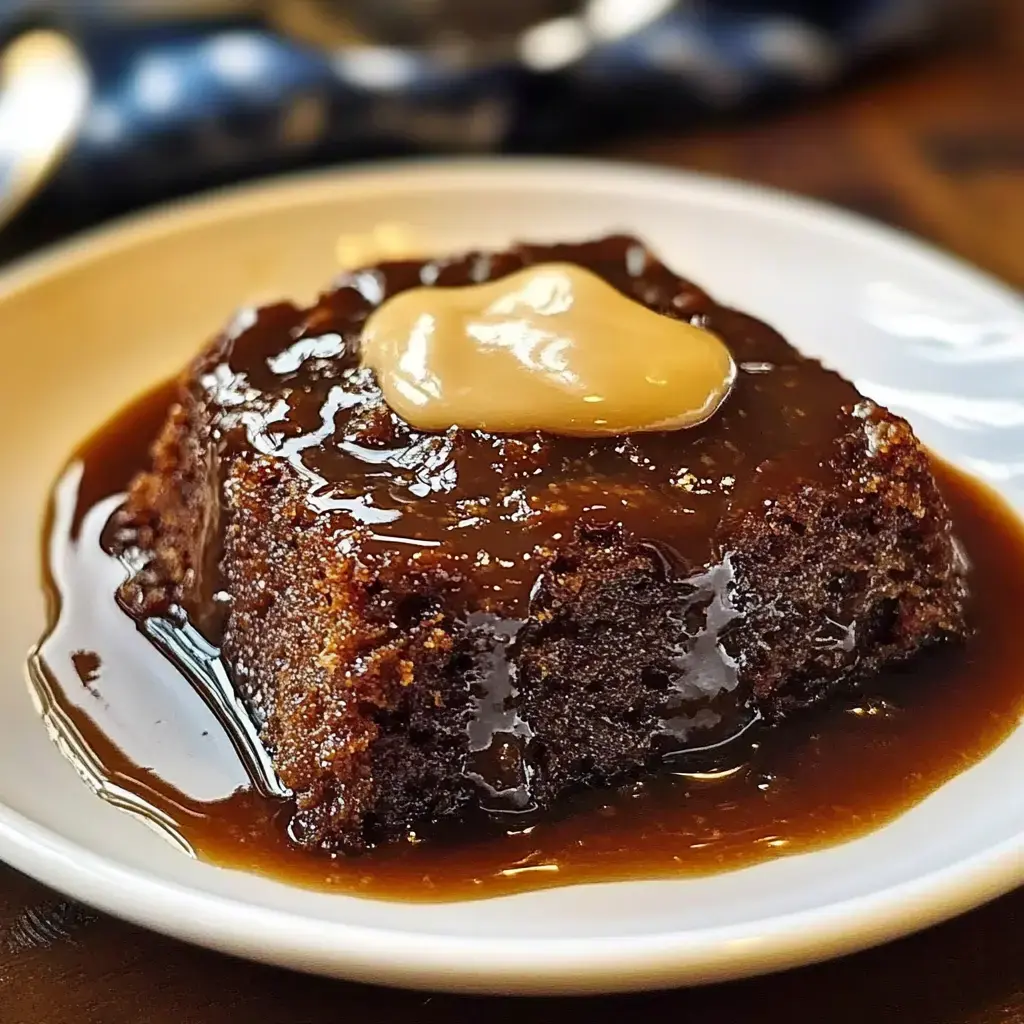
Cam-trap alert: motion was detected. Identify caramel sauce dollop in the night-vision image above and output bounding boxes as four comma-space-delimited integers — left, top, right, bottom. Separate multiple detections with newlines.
361, 263, 735, 436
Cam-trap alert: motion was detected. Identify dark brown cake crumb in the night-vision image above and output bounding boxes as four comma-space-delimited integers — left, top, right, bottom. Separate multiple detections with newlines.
110, 235, 967, 852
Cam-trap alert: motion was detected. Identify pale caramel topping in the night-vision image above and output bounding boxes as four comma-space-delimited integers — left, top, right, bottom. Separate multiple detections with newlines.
360, 263, 736, 436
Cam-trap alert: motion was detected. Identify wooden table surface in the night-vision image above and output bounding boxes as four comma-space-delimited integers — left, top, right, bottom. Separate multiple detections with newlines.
3, 2, 1023, 1022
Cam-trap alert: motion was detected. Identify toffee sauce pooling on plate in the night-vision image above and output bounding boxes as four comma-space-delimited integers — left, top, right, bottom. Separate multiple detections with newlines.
103, 235, 919, 818
30, 379, 1024, 901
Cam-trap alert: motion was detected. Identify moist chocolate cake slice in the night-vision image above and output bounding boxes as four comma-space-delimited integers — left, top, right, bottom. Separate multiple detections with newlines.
110, 235, 967, 852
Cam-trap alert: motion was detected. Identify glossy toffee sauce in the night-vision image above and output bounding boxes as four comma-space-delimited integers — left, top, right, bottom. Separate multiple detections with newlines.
30, 381, 1024, 902
103, 236, 916, 822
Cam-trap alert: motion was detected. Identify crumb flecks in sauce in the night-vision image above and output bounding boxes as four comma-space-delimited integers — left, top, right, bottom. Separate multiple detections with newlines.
28, 370, 1024, 902
360, 262, 736, 436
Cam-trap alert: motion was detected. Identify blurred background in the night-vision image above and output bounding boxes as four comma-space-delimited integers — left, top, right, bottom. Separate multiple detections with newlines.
0, 0, 1020, 284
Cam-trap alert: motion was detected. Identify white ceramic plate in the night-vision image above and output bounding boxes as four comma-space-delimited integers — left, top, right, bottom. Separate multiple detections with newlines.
1, 160, 1023, 996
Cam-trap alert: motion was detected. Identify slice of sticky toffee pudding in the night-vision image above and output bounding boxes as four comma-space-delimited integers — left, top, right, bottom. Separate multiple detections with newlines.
109, 235, 966, 852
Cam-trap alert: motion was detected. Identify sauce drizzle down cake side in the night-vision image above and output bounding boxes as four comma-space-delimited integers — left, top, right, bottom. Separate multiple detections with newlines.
107, 235, 967, 852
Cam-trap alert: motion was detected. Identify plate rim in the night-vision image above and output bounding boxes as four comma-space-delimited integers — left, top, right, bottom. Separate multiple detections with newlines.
3, 157, 1023, 995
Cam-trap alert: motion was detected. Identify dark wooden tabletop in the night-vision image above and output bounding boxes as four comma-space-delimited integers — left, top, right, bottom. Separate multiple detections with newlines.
3, 2, 1024, 1022
606, 0, 1024, 292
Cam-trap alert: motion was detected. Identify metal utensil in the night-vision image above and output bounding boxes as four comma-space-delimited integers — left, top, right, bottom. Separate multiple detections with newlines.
0, 29, 89, 230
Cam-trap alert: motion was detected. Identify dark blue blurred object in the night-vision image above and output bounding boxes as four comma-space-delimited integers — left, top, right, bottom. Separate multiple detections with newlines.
2, 0, 960, 214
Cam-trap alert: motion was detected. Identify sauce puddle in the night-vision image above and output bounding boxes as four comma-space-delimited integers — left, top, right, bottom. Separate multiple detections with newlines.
29, 382, 1024, 902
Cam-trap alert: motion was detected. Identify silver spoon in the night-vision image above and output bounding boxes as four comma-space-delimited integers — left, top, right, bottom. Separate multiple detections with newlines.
0, 29, 89, 231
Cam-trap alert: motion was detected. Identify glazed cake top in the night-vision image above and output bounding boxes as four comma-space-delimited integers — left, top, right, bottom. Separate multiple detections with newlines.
186, 234, 861, 627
